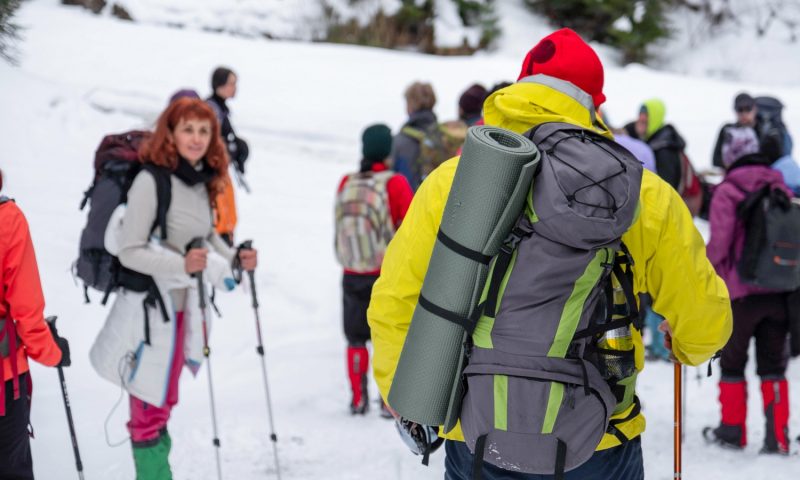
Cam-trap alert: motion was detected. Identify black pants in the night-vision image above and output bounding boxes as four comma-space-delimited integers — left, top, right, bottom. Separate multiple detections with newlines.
0, 373, 33, 480
721, 293, 790, 379
342, 274, 379, 346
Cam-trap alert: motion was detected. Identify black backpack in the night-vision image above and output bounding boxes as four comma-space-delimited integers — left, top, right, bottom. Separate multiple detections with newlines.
75, 131, 172, 304
755, 96, 789, 159
736, 184, 800, 291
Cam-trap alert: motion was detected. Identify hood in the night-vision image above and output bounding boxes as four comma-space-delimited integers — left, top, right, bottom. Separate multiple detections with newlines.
725, 164, 787, 192
647, 124, 686, 152
405, 109, 437, 129
642, 98, 666, 139
482, 75, 612, 139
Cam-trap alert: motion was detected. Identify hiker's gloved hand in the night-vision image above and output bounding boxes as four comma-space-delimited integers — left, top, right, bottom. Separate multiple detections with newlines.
658, 320, 679, 363
55, 336, 71, 368
185, 247, 208, 274
238, 247, 258, 272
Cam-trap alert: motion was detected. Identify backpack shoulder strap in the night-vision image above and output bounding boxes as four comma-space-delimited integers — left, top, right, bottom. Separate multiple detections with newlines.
0, 195, 12, 205
401, 126, 426, 142
141, 164, 172, 240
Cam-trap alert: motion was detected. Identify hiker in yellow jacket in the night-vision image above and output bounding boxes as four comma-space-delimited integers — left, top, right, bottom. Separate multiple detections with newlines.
368, 28, 732, 479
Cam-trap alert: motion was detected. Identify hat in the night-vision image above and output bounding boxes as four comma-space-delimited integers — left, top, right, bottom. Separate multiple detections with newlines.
517, 28, 606, 108
362, 124, 393, 162
722, 127, 760, 167
458, 84, 488, 117
211, 67, 235, 91
734, 93, 755, 111
169, 89, 200, 104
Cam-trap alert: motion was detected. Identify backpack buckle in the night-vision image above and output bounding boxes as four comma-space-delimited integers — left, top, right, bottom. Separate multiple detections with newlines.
501, 224, 534, 254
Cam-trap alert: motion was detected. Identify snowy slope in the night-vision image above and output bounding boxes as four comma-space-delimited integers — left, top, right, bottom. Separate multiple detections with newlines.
1, 1, 800, 479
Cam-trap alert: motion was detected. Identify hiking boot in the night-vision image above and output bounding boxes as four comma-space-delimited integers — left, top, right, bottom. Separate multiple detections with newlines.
703, 425, 746, 450
347, 346, 369, 415
761, 378, 790, 455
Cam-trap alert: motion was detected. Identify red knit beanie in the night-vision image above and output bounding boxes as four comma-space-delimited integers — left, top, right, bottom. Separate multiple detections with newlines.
517, 28, 606, 108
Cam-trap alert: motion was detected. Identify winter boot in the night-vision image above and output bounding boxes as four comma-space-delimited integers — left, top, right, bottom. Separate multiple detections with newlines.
347, 345, 369, 415
132, 428, 172, 480
705, 379, 747, 449
761, 378, 790, 455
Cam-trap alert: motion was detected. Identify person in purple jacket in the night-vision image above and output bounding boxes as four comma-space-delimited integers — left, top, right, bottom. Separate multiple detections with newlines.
704, 126, 793, 455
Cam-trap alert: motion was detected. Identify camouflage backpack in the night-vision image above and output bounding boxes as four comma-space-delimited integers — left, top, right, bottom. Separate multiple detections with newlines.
334, 171, 395, 272
402, 120, 468, 183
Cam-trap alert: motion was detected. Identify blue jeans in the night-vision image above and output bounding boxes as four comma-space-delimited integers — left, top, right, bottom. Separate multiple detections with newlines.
444, 437, 643, 480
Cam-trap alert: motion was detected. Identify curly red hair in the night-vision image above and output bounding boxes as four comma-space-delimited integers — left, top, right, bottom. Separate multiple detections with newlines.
139, 98, 229, 199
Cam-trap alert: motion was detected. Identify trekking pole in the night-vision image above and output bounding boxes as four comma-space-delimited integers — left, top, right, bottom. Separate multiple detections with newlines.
240, 240, 282, 479
674, 362, 683, 480
681, 364, 687, 443
45, 316, 85, 480
187, 238, 223, 480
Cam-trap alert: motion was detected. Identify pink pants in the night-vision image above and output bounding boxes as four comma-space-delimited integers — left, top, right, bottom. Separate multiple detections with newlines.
127, 312, 186, 443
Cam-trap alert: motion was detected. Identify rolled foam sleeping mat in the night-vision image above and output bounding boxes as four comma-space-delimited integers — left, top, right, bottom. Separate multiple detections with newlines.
388, 126, 540, 427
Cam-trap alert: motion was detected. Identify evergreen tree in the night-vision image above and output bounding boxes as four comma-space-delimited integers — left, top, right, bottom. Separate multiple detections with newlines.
0, 0, 21, 64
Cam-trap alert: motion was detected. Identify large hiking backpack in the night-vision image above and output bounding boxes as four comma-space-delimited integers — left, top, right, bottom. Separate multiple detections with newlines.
402, 121, 468, 182
458, 123, 643, 477
756, 96, 791, 157
334, 171, 395, 272
75, 131, 172, 303
736, 184, 800, 291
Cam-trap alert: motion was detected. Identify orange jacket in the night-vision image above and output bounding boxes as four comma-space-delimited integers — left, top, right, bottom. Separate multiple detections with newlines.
214, 171, 237, 237
1, 199, 62, 383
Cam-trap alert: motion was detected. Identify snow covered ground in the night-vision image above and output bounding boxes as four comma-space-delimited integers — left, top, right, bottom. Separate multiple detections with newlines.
1, 1, 800, 479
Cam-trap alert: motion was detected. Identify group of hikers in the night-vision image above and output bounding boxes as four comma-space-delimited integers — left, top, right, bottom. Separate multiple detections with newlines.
335, 28, 800, 480
1, 26, 799, 480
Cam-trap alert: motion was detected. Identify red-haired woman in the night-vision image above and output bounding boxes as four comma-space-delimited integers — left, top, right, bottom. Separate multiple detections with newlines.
89, 98, 257, 479
1, 168, 69, 479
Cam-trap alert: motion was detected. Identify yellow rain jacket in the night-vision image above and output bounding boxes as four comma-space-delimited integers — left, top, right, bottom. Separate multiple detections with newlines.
367, 80, 733, 450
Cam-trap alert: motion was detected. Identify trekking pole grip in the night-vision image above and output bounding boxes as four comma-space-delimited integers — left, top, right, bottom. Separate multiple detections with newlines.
186, 237, 206, 309
239, 240, 259, 309
45, 315, 59, 337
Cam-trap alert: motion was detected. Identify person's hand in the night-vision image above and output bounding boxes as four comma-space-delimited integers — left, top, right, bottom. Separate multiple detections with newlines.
658, 320, 679, 363
185, 248, 208, 274
238, 248, 258, 272
55, 336, 71, 368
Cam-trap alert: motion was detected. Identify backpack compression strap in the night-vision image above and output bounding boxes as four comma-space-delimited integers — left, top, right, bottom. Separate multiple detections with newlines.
141, 164, 172, 240
415, 227, 504, 334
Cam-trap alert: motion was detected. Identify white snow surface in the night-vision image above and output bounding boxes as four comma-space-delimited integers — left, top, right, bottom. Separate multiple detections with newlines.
2, 1, 800, 479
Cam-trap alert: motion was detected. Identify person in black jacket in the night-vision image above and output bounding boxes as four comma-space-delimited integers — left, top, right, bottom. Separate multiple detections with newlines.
392, 82, 438, 190
206, 67, 249, 175
624, 98, 686, 191
711, 93, 758, 168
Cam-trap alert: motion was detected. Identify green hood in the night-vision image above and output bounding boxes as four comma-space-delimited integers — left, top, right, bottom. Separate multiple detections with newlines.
642, 98, 666, 139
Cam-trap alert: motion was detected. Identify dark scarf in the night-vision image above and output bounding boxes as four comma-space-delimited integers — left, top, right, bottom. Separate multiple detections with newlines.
209, 93, 229, 115
174, 157, 216, 186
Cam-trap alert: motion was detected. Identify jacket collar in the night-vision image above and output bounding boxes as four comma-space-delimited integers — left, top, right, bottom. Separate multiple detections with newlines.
483, 74, 611, 138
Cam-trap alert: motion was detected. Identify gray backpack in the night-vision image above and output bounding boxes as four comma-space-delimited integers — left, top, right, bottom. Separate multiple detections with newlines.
459, 123, 643, 477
